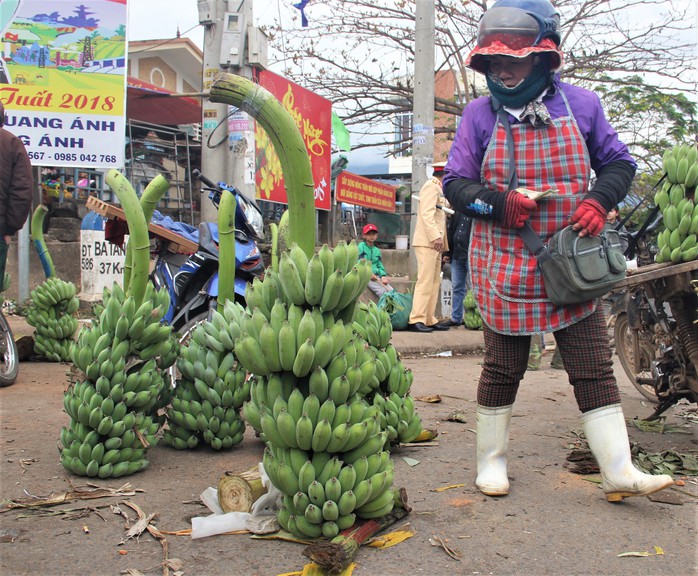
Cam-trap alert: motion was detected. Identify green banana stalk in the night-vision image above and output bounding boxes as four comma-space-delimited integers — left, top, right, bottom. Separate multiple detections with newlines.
208, 74, 315, 258
105, 170, 150, 308
217, 189, 237, 312
123, 174, 169, 292
30, 205, 55, 278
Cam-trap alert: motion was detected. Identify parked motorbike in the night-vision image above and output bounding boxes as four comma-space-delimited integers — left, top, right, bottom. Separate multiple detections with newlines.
610, 209, 698, 419
149, 170, 265, 336
0, 307, 18, 387
0, 274, 18, 387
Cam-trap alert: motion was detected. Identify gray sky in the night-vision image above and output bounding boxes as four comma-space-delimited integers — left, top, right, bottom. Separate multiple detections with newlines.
128, 0, 204, 45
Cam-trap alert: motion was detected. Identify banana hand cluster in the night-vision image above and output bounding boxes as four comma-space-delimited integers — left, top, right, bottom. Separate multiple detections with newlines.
656, 143, 698, 263
27, 277, 80, 362
164, 306, 249, 451
353, 300, 392, 349
60, 282, 176, 478
264, 438, 395, 538
351, 301, 423, 445
245, 240, 372, 331
60, 379, 161, 478
373, 392, 422, 445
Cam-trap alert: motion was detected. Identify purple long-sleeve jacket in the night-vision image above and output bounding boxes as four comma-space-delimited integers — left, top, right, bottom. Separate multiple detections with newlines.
443, 78, 636, 219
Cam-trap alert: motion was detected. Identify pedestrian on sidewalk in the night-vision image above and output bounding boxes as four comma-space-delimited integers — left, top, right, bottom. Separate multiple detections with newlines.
440, 211, 472, 328
358, 223, 394, 298
407, 162, 451, 333
442, 0, 673, 501
0, 101, 34, 285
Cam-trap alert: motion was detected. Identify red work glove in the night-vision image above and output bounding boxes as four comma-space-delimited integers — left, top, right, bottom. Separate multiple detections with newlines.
569, 198, 606, 237
502, 191, 538, 229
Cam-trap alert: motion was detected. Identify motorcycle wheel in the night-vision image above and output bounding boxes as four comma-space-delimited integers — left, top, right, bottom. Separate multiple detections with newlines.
168, 311, 210, 386
613, 312, 659, 403
0, 312, 19, 387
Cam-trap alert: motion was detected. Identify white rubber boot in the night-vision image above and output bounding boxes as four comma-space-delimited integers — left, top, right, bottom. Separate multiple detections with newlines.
475, 404, 512, 496
581, 404, 674, 502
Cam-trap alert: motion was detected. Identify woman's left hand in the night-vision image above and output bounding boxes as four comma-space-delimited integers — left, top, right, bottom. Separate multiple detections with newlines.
570, 199, 606, 237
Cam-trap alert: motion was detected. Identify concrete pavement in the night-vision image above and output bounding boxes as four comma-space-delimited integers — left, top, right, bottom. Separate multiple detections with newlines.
390, 324, 485, 356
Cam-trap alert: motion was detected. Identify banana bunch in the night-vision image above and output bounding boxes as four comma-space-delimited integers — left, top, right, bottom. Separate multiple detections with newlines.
164, 305, 250, 451
656, 143, 698, 263
235, 240, 397, 538
27, 277, 80, 362
59, 282, 177, 478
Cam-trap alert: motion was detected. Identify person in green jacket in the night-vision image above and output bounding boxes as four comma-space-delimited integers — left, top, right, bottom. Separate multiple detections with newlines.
358, 223, 394, 297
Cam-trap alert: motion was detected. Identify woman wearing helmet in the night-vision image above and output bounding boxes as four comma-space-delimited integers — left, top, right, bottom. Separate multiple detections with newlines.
443, 0, 673, 501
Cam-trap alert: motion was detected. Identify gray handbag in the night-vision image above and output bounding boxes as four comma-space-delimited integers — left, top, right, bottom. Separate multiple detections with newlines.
519, 222, 627, 305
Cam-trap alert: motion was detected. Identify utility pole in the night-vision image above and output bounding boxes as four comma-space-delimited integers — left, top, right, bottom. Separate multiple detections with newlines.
198, 0, 230, 223
198, 0, 267, 221
409, 0, 436, 279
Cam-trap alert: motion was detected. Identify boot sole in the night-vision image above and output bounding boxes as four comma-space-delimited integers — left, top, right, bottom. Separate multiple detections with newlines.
604, 479, 675, 502
477, 486, 509, 497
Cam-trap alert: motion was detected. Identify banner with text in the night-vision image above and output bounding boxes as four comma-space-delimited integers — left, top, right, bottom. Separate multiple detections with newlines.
335, 171, 397, 213
256, 70, 331, 211
0, 0, 127, 168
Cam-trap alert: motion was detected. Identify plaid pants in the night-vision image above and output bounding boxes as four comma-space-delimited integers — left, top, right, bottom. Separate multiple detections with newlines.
477, 306, 620, 412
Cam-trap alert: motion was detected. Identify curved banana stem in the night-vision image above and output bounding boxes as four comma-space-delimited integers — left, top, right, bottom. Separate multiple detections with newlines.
123, 175, 169, 292
208, 73, 315, 258
30, 205, 55, 278
105, 169, 150, 308
217, 190, 237, 312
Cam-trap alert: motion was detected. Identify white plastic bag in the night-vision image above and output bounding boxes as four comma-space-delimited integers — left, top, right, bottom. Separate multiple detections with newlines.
191, 512, 250, 539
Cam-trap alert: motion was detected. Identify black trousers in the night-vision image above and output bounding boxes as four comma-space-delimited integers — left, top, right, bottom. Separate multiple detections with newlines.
477, 306, 620, 412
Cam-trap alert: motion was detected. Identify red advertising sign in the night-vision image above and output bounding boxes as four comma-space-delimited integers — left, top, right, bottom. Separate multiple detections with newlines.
335, 172, 397, 213
256, 71, 332, 211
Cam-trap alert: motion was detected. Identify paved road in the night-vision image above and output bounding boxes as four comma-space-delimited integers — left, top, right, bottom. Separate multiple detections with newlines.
1, 318, 695, 576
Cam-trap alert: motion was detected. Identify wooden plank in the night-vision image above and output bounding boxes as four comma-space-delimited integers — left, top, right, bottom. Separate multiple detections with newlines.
613, 259, 698, 289
86, 196, 198, 254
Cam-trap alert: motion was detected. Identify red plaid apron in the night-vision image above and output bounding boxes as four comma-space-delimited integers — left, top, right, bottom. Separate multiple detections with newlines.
470, 90, 597, 334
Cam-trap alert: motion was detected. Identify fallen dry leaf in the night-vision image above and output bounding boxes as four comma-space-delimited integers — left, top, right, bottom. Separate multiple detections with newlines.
19, 458, 37, 474
402, 457, 420, 467
252, 530, 313, 545
429, 534, 462, 561
432, 484, 466, 493
0, 483, 141, 512
366, 528, 415, 548
276, 562, 356, 576
654, 546, 664, 555
415, 395, 441, 403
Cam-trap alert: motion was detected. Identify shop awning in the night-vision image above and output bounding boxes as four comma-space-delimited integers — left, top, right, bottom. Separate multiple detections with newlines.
126, 76, 202, 125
